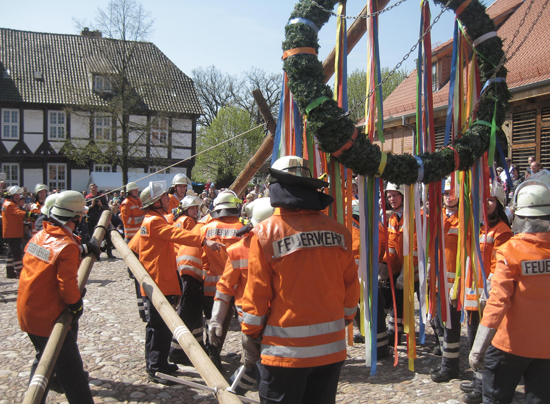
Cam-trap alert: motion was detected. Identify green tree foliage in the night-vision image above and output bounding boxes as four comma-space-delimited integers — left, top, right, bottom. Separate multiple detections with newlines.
346, 67, 409, 122
194, 106, 265, 186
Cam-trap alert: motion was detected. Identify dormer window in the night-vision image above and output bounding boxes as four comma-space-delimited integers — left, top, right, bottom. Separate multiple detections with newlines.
432, 63, 438, 92
94, 75, 112, 92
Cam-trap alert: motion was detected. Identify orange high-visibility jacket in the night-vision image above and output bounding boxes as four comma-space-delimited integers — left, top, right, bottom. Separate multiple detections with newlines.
443, 211, 460, 292
17, 222, 82, 337
29, 200, 44, 235
200, 216, 242, 296
216, 235, 250, 319
138, 210, 201, 296
481, 232, 550, 358
119, 195, 144, 241
168, 194, 181, 212
464, 220, 512, 311
241, 208, 360, 368
383, 212, 419, 279
173, 215, 197, 253
2, 199, 26, 238
175, 220, 207, 282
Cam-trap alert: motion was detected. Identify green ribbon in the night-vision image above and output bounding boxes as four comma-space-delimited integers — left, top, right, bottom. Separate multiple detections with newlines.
305, 96, 331, 117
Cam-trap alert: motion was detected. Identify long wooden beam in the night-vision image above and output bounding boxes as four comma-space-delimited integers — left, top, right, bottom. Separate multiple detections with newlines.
230, 0, 390, 192
110, 230, 243, 404
23, 210, 111, 404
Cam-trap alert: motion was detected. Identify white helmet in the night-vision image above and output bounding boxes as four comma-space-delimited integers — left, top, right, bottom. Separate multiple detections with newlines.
272, 156, 311, 178
140, 181, 167, 208
41, 194, 59, 216
444, 177, 452, 191
513, 179, 550, 217
34, 183, 48, 194
386, 182, 404, 195
180, 195, 201, 210
172, 173, 191, 186
250, 197, 274, 227
213, 190, 242, 211
352, 199, 360, 216
50, 191, 88, 224
126, 182, 139, 192
8, 185, 23, 196
491, 180, 506, 208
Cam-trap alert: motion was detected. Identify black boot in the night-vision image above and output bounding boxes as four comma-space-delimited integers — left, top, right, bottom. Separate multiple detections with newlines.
460, 380, 475, 393
430, 368, 459, 383
463, 391, 483, 404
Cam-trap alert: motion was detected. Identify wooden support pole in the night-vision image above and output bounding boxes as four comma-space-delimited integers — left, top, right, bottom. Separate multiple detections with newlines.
110, 230, 242, 404
23, 210, 111, 404
229, 0, 390, 191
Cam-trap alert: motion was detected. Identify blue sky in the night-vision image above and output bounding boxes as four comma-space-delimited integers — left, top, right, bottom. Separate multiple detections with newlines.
3, 0, 488, 79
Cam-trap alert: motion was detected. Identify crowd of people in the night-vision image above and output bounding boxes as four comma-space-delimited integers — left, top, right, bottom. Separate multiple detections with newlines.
2, 153, 550, 404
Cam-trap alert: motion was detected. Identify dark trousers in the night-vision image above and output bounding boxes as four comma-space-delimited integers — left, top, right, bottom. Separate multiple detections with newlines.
143, 295, 176, 374
484, 345, 550, 404
5, 237, 23, 278
169, 275, 206, 362
258, 360, 344, 404
432, 304, 462, 373
28, 330, 94, 404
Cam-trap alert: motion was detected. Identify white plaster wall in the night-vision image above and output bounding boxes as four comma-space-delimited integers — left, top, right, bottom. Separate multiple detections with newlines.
23, 169, 44, 189
172, 148, 192, 160
172, 132, 192, 148
172, 118, 192, 132
24, 110, 43, 133
150, 146, 168, 159
129, 115, 148, 144
25, 134, 44, 153
50, 141, 64, 154
70, 112, 90, 139
71, 169, 90, 193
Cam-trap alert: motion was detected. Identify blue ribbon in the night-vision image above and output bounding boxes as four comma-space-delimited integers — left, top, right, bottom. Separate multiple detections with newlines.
414, 156, 424, 183
480, 77, 506, 97
444, 20, 459, 147
288, 18, 319, 33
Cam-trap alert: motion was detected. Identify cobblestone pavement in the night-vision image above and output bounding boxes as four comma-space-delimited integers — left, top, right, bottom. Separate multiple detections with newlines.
1, 250, 525, 404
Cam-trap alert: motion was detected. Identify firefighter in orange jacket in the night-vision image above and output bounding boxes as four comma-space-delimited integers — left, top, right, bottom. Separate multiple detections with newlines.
198, 190, 243, 369
431, 178, 462, 383
2, 186, 37, 278
137, 181, 220, 385
119, 182, 144, 242
470, 170, 550, 404
460, 182, 512, 404
29, 183, 48, 237
168, 173, 191, 212
241, 156, 359, 404
17, 190, 97, 404
209, 197, 274, 395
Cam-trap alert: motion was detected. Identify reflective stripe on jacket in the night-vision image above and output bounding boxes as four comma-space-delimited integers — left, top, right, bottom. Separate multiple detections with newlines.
17, 222, 82, 337
481, 232, 550, 358
173, 215, 197, 253
119, 195, 144, 240
444, 212, 459, 291
241, 208, 359, 368
383, 212, 419, 280
2, 199, 26, 238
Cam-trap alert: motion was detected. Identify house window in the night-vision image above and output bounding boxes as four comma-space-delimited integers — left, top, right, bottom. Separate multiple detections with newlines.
94, 164, 112, 173
48, 111, 66, 140
48, 164, 66, 191
148, 166, 166, 174
2, 109, 19, 139
432, 63, 438, 92
2, 163, 19, 187
94, 116, 112, 140
94, 75, 112, 92
151, 118, 168, 144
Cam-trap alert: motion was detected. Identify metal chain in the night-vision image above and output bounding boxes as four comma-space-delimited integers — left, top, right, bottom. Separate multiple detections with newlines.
311, 0, 409, 20
458, 0, 548, 135
344, 0, 452, 118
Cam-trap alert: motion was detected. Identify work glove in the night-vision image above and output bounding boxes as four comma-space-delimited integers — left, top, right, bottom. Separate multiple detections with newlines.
378, 263, 389, 287
68, 298, 84, 320
395, 270, 405, 290
241, 334, 262, 369
26, 211, 39, 221
81, 242, 101, 260
207, 300, 230, 348
469, 324, 497, 372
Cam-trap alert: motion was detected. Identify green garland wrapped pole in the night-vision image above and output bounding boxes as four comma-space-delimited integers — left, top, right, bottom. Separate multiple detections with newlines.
284, 0, 509, 184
